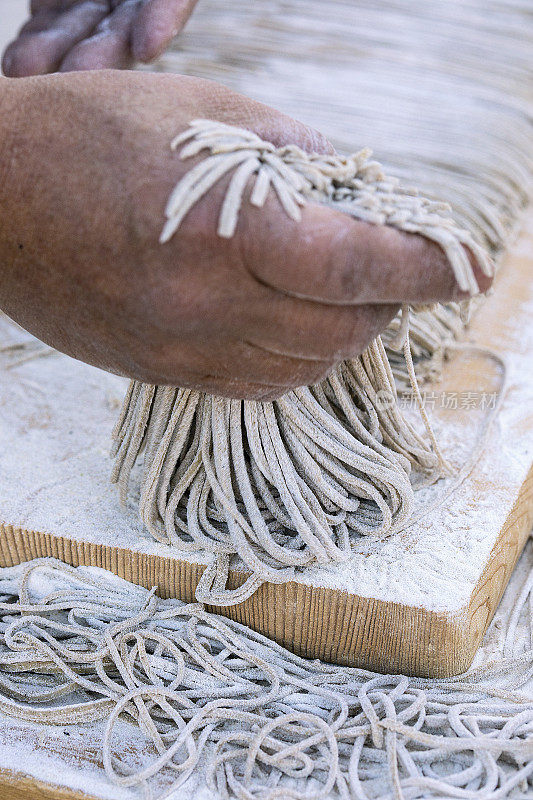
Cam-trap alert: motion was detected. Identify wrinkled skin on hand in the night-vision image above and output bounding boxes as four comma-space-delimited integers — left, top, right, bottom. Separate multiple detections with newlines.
2, 0, 198, 76
0, 71, 490, 399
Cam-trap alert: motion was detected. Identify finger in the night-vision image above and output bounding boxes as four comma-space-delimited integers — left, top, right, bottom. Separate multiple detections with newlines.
162, 304, 393, 396
132, 0, 199, 62
3, 2, 108, 77
13, 11, 60, 37
59, 0, 139, 71
194, 380, 293, 402
214, 341, 337, 389
137, 339, 337, 397
199, 265, 399, 362
244, 200, 492, 307
125, 355, 292, 401
167, 376, 297, 403
246, 297, 400, 363
3, 9, 61, 77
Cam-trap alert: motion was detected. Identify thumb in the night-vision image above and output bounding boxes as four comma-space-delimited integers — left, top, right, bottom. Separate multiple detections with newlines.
132, 0, 199, 63
244, 200, 493, 307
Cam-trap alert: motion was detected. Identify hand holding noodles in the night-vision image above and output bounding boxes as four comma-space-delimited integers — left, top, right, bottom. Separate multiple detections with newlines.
112, 120, 492, 605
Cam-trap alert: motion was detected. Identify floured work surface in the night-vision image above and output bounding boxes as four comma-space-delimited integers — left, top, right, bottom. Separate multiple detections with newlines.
0, 223, 532, 679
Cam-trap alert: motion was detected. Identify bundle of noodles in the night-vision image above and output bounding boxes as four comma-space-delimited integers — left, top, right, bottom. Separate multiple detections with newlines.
111, 121, 491, 605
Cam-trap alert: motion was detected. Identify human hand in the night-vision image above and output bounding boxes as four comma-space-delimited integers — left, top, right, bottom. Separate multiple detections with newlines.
0, 71, 490, 399
2, 0, 198, 77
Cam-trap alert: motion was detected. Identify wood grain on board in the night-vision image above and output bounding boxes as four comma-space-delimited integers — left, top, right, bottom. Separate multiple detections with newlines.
0, 774, 91, 800
1, 467, 532, 678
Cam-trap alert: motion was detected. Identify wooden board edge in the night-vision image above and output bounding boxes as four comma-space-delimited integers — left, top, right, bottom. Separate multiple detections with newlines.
0, 429, 531, 800
0, 769, 97, 800
0, 523, 449, 675
1, 464, 530, 678
465, 461, 533, 655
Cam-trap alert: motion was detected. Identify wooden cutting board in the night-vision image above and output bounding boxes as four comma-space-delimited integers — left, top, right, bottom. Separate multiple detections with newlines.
1, 219, 532, 683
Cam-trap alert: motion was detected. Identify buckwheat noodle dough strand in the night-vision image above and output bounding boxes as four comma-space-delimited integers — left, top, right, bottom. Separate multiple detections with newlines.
112, 121, 492, 606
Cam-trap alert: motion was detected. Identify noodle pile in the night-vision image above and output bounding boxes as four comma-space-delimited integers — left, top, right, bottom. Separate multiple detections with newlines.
0, 556, 530, 799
